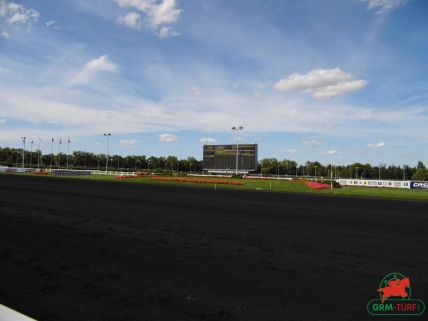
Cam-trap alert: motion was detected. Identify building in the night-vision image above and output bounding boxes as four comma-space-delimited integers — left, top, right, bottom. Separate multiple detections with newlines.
203, 144, 258, 174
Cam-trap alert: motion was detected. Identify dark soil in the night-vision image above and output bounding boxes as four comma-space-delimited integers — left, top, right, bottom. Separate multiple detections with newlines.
0, 174, 427, 321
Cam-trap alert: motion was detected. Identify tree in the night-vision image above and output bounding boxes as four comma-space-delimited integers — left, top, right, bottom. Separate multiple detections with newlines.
412, 169, 428, 181
416, 161, 426, 170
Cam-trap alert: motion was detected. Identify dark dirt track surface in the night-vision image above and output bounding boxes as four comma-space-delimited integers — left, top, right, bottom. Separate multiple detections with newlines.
0, 175, 427, 321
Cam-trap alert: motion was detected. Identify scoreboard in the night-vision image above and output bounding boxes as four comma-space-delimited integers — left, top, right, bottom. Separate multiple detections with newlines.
203, 144, 258, 173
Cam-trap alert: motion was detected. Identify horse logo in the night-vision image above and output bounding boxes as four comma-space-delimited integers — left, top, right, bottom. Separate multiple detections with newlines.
378, 277, 410, 303
367, 272, 426, 316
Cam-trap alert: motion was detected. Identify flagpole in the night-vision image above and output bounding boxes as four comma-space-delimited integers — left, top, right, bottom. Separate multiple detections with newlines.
58, 137, 61, 169
38, 138, 42, 168
50, 138, 54, 171
30, 139, 33, 168
67, 138, 70, 169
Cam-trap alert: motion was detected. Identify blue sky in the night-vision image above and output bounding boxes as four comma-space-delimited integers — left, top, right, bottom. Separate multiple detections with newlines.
1, 0, 427, 165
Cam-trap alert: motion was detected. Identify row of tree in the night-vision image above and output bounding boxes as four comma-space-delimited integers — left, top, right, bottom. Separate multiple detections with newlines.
0, 147, 202, 173
1, 146, 427, 180
259, 159, 428, 181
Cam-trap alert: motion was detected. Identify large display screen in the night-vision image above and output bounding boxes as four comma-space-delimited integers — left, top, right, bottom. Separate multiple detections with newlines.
203, 144, 258, 172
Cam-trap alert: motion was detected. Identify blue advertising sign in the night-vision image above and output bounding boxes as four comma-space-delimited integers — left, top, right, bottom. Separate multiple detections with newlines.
410, 181, 428, 189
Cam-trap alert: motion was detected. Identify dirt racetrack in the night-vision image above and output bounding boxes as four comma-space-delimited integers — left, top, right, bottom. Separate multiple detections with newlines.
0, 174, 427, 321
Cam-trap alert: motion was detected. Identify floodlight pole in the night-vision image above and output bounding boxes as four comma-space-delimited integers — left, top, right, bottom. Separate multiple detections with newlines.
231, 126, 243, 175
104, 133, 111, 172
330, 163, 333, 189
20, 136, 26, 168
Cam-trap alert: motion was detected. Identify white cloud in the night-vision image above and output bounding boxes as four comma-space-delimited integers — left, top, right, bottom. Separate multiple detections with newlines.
368, 141, 386, 148
0, 0, 39, 25
0, 118, 6, 124
322, 150, 340, 155
303, 139, 321, 146
68, 55, 119, 86
0, 30, 9, 38
119, 139, 138, 146
1, 82, 428, 144
284, 148, 296, 154
274, 68, 367, 99
117, 12, 141, 29
115, 0, 181, 37
358, 0, 410, 14
158, 133, 177, 142
191, 86, 202, 96
200, 137, 216, 144
158, 26, 178, 38
45, 20, 60, 29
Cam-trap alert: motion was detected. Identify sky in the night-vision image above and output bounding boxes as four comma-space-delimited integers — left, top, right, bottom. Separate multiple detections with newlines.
0, 0, 427, 165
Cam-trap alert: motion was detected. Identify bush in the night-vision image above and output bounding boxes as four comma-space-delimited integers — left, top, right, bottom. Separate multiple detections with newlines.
412, 169, 428, 181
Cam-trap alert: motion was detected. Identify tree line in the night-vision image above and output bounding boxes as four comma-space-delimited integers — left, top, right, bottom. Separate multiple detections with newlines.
259, 159, 428, 181
0, 146, 427, 180
0, 147, 202, 173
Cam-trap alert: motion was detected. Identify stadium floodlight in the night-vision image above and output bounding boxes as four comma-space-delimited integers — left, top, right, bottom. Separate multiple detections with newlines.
231, 126, 244, 175
104, 133, 111, 172
20, 137, 26, 168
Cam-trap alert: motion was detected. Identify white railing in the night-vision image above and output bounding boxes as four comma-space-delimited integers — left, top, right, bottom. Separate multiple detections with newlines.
91, 170, 137, 176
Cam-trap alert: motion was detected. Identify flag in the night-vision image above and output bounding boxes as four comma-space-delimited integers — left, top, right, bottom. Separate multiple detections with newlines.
59, 138, 62, 144
52, 138, 54, 142
68, 138, 71, 143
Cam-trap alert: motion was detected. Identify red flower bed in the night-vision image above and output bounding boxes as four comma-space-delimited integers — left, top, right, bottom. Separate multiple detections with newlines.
307, 181, 331, 189
152, 177, 243, 185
